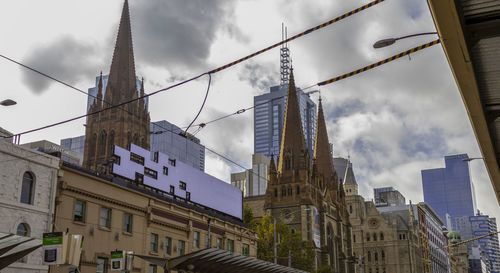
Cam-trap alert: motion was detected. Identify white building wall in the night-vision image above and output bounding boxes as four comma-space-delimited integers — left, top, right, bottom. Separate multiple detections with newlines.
0, 139, 59, 273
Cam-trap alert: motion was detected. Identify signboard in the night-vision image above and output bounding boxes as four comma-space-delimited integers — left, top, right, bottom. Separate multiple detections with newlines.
110, 250, 124, 271
312, 207, 321, 248
42, 232, 63, 265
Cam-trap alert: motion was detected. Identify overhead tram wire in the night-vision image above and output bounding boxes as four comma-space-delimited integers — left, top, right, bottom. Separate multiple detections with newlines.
2, 0, 383, 140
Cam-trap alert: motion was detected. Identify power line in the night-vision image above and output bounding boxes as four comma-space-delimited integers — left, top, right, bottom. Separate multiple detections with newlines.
1, 0, 383, 140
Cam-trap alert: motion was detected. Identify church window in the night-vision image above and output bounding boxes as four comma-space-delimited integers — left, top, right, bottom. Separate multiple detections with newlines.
285, 159, 290, 170
288, 187, 292, 196
374, 252, 378, 261
296, 186, 300, 195
99, 131, 107, 156
89, 133, 97, 160
380, 232, 384, 240
274, 188, 278, 197
281, 187, 286, 196
349, 205, 353, 214
373, 233, 377, 241
367, 251, 371, 262
366, 234, 370, 242
353, 234, 356, 242
381, 250, 385, 260
109, 131, 115, 154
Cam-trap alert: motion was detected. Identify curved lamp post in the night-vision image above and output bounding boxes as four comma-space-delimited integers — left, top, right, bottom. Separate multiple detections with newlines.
373, 32, 438, 49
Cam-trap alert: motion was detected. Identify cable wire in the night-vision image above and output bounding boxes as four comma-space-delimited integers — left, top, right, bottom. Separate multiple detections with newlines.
184, 73, 212, 135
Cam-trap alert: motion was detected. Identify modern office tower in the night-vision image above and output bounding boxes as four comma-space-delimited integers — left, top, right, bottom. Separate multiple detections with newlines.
60, 135, 85, 155
456, 214, 500, 273
333, 157, 348, 183
231, 153, 270, 197
61, 120, 206, 171
421, 154, 478, 229
374, 187, 406, 207
150, 120, 205, 171
253, 84, 317, 159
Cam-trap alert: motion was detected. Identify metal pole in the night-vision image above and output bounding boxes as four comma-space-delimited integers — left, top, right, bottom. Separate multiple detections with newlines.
207, 218, 211, 248
274, 217, 277, 264
288, 249, 291, 267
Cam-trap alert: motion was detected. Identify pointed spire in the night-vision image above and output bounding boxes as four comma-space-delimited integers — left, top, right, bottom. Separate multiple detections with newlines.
268, 154, 278, 184
344, 160, 357, 185
107, 0, 137, 103
96, 71, 103, 107
313, 97, 336, 184
277, 69, 309, 173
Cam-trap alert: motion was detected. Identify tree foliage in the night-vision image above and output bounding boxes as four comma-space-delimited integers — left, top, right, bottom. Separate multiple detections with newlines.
243, 203, 256, 230
255, 214, 315, 271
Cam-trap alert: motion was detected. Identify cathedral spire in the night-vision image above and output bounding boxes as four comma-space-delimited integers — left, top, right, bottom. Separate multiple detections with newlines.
107, 0, 137, 103
96, 71, 103, 107
313, 97, 336, 190
277, 69, 309, 173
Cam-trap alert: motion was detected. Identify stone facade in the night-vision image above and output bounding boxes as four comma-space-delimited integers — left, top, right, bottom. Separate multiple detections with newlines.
0, 137, 60, 273
52, 163, 258, 273
83, 0, 150, 171
263, 70, 353, 272
346, 192, 424, 273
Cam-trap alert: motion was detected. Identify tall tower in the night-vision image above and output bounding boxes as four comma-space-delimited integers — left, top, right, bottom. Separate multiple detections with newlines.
83, 0, 150, 170
343, 159, 358, 196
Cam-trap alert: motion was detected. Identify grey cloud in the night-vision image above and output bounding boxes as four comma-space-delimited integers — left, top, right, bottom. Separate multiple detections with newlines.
238, 62, 279, 92
131, 0, 237, 72
21, 36, 101, 94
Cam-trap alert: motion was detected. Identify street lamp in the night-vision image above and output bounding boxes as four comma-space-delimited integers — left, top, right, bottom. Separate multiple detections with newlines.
0, 99, 16, 106
373, 32, 438, 49
273, 208, 311, 265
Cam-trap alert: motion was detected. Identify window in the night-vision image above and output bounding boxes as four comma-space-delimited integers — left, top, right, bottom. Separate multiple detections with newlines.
169, 158, 176, 166
149, 264, 157, 273
274, 188, 278, 197
374, 252, 378, 261
288, 187, 292, 196
16, 223, 29, 237
179, 181, 187, 190
153, 151, 159, 163
380, 232, 384, 240
163, 166, 169, 175
170, 186, 175, 195
178, 240, 185, 256
353, 234, 356, 243
74, 200, 86, 222
20, 172, 34, 204
216, 238, 222, 249
96, 257, 108, 273
367, 251, 371, 262
381, 250, 385, 260
123, 213, 132, 233
150, 233, 158, 252
242, 244, 250, 256
366, 234, 370, 242
135, 172, 144, 183
165, 237, 172, 255
282, 187, 286, 196
144, 167, 158, 179
186, 192, 191, 201
296, 186, 300, 195
194, 231, 200, 248
205, 234, 210, 248
227, 239, 234, 253
285, 159, 291, 170
100, 207, 111, 228
373, 233, 377, 241
130, 152, 144, 165
349, 205, 353, 214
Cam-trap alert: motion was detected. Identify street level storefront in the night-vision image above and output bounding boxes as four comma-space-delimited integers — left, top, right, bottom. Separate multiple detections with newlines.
135, 248, 309, 273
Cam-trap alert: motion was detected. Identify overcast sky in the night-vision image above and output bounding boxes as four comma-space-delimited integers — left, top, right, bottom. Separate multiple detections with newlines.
1, 0, 499, 222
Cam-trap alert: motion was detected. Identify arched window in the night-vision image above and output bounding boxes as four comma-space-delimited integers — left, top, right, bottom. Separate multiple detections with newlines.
17, 223, 29, 237
288, 187, 292, 196
285, 159, 291, 170
281, 187, 286, 197
109, 130, 115, 154
381, 250, 385, 260
367, 251, 371, 262
296, 185, 300, 195
349, 205, 353, 214
374, 251, 378, 261
380, 232, 384, 240
89, 133, 97, 160
20, 172, 34, 204
373, 233, 377, 241
99, 130, 107, 156
366, 233, 370, 242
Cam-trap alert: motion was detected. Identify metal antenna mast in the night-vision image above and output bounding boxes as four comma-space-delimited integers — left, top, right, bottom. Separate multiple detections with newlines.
280, 23, 291, 87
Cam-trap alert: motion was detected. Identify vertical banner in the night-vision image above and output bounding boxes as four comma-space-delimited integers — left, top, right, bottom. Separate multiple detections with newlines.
42, 232, 63, 265
312, 207, 321, 247
110, 250, 124, 271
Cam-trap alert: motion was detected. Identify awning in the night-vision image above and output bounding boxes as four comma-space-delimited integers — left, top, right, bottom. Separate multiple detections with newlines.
0, 232, 42, 270
134, 248, 309, 273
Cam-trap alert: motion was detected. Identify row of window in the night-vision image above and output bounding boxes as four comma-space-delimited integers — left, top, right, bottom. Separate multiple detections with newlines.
364, 232, 384, 242
73, 200, 133, 233
274, 185, 300, 197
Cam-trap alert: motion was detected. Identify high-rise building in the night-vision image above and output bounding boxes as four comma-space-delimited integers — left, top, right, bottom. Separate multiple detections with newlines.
60, 135, 85, 156
83, 0, 150, 170
231, 153, 270, 197
253, 84, 316, 159
421, 154, 478, 229
374, 187, 405, 207
263, 70, 352, 271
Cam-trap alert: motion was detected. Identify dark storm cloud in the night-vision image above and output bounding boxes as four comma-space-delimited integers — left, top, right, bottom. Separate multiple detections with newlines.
238, 62, 279, 92
21, 36, 101, 94
131, 0, 237, 71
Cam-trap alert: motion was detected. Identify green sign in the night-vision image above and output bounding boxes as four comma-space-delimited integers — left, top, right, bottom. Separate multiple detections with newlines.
110, 251, 123, 259
43, 232, 63, 246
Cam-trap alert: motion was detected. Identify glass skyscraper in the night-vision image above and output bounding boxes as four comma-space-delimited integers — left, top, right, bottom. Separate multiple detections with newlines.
253, 84, 316, 159
421, 154, 478, 229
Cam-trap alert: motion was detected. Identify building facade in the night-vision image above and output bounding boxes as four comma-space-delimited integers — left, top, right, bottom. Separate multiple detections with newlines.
421, 154, 478, 229
52, 162, 257, 273
22, 140, 83, 166
373, 187, 405, 207
60, 135, 85, 157
254, 84, 317, 159
263, 70, 352, 272
83, 0, 150, 171
0, 134, 60, 273
447, 231, 470, 273
231, 153, 270, 197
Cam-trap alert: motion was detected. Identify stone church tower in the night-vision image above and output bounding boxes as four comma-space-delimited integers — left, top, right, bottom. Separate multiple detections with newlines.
264, 69, 353, 272
83, 0, 150, 170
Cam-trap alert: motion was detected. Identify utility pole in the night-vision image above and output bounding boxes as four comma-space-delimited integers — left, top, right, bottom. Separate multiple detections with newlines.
274, 217, 277, 264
